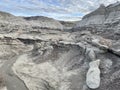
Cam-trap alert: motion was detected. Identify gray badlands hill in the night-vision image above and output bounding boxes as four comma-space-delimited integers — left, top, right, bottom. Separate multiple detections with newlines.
1, 2, 120, 90
0, 12, 63, 33
24, 16, 63, 30
74, 2, 120, 40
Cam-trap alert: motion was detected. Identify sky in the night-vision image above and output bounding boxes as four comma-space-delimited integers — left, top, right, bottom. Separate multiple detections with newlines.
0, 0, 119, 21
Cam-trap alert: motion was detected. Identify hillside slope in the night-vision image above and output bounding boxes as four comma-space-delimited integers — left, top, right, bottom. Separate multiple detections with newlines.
0, 11, 63, 33
74, 2, 120, 40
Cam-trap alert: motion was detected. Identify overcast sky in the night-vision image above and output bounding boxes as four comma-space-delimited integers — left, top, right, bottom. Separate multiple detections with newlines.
0, 0, 119, 21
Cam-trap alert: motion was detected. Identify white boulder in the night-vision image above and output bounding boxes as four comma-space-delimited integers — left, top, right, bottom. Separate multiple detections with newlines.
86, 59, 101, 89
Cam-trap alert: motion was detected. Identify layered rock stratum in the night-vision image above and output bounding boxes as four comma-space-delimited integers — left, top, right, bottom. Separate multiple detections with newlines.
0, 2, 120, 90
74, 2, 120, 40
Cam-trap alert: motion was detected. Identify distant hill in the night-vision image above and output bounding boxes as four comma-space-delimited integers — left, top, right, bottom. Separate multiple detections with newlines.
0, 11, 63, 33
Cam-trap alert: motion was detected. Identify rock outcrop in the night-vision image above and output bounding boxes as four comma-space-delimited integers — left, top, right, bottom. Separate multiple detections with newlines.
0, 26, 119, 90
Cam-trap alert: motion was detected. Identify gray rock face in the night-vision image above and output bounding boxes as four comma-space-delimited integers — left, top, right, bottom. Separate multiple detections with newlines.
86, 60, 101, 89
74, 2, 120, 40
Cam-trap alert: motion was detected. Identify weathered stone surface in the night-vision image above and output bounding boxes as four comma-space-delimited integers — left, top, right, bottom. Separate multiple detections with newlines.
12, 44, 86, 90
86, 60, 101, 89
0, 24, 118, 90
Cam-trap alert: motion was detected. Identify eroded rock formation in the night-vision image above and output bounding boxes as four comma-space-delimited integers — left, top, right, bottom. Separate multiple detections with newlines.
0, 2, 120, 90
74, 2, 120, 40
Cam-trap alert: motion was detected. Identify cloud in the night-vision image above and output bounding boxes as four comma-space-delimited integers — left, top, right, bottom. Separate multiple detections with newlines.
0, 0, 119, 21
